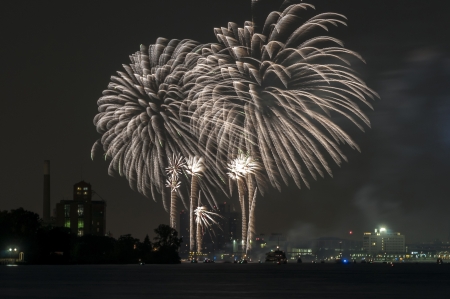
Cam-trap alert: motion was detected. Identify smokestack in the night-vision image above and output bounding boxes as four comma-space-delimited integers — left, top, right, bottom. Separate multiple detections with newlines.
43, 160, 50, 222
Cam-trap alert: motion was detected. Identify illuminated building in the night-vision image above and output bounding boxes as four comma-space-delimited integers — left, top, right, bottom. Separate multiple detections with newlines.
363, 227, 405, 255
55, 181, 106, 236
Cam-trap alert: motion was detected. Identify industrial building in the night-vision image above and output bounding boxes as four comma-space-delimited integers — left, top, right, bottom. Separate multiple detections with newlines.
55, 181, 106, 236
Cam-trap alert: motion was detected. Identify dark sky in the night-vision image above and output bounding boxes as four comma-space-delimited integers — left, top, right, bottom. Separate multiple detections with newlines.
1, 0, 450, 243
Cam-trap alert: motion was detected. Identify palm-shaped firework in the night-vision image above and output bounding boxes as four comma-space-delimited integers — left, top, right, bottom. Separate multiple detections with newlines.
183, 156, 206, 253
92, 38, 227, 213
165, 153, 186, 229
194, 204, 223, 253
185, 1, 378, 193
227, 152, 264, 255
93, 1, 377, 249
239, 154, 264, 253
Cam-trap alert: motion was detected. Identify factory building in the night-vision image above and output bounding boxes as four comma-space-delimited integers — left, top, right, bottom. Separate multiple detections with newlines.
55, 181, 106, 236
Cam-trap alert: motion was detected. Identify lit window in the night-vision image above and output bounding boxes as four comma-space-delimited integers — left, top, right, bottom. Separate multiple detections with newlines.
78, 204, 84, 216
84, 192, 87, 195
77, 187, 81, 190
78, 219, 84, 229
64, 205, 70, 217
64, 219, 70, 228
78, 229, 83, 237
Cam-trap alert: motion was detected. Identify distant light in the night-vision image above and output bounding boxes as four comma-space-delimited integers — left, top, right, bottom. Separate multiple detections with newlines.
380, 228, 386, 232
343, 259, 348, 263
349, 231, 353, 235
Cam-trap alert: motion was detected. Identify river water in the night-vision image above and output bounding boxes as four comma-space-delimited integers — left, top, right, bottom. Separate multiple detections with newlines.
1, 263, 449, 298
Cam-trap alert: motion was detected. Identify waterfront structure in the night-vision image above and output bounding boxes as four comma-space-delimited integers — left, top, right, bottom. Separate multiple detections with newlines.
55, 181, 106, 236
363, 228, 405, 255
265, 246, 287, 263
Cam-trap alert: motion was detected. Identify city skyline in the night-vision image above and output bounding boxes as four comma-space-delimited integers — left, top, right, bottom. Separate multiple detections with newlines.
1, 0, 450, 242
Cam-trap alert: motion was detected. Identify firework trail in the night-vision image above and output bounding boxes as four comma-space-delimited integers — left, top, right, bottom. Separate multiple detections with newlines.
184, 156, 206, 252
165, 153, 186, 229
227, 156, 247, 254
92, 1, 377, 245
92, 38, 228, 211
240, 154, 264, 253
194, 203, 223, 253
227, 152, 264, 255
247, 187, 258, 253
185, 1, 378, 194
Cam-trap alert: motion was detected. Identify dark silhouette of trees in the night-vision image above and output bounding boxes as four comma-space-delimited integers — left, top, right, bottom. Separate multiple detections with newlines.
71, 235, 116, 264
0, 208, 41, 261
115, 234, 140, 264
0, 208, 182, 264
138, 234, 153, 263
149, 224, 182, 264
34, 226, 73, 264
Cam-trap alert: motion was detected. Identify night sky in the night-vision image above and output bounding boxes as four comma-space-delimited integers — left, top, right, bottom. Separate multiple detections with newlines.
1, 0, 449, 243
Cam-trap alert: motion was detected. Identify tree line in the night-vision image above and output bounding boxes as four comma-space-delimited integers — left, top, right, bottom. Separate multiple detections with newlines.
0, 208, 181, 264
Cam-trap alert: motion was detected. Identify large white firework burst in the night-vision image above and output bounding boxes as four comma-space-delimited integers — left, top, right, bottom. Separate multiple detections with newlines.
185, 1, 378, 192
92, 38, 227, 211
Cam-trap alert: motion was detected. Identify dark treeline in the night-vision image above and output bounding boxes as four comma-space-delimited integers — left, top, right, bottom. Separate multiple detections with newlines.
0, 208, 181, 264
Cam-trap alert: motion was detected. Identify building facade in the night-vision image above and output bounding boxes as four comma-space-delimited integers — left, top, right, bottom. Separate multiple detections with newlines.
55, 181, 106, 236
363, 228, 405, 255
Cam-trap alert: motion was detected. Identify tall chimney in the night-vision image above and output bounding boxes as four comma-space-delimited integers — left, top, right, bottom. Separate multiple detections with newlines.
43, 160, 50, 222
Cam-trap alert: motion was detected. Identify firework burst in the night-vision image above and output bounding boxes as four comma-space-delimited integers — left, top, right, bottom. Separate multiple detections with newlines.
92, 1, 377, 247
184, 156, 206, 252
185, 1, 378, 193
165, 153, 186, 229
92, 38, 228, 212
227, 152, 264, 255
194, 205, 223, 253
